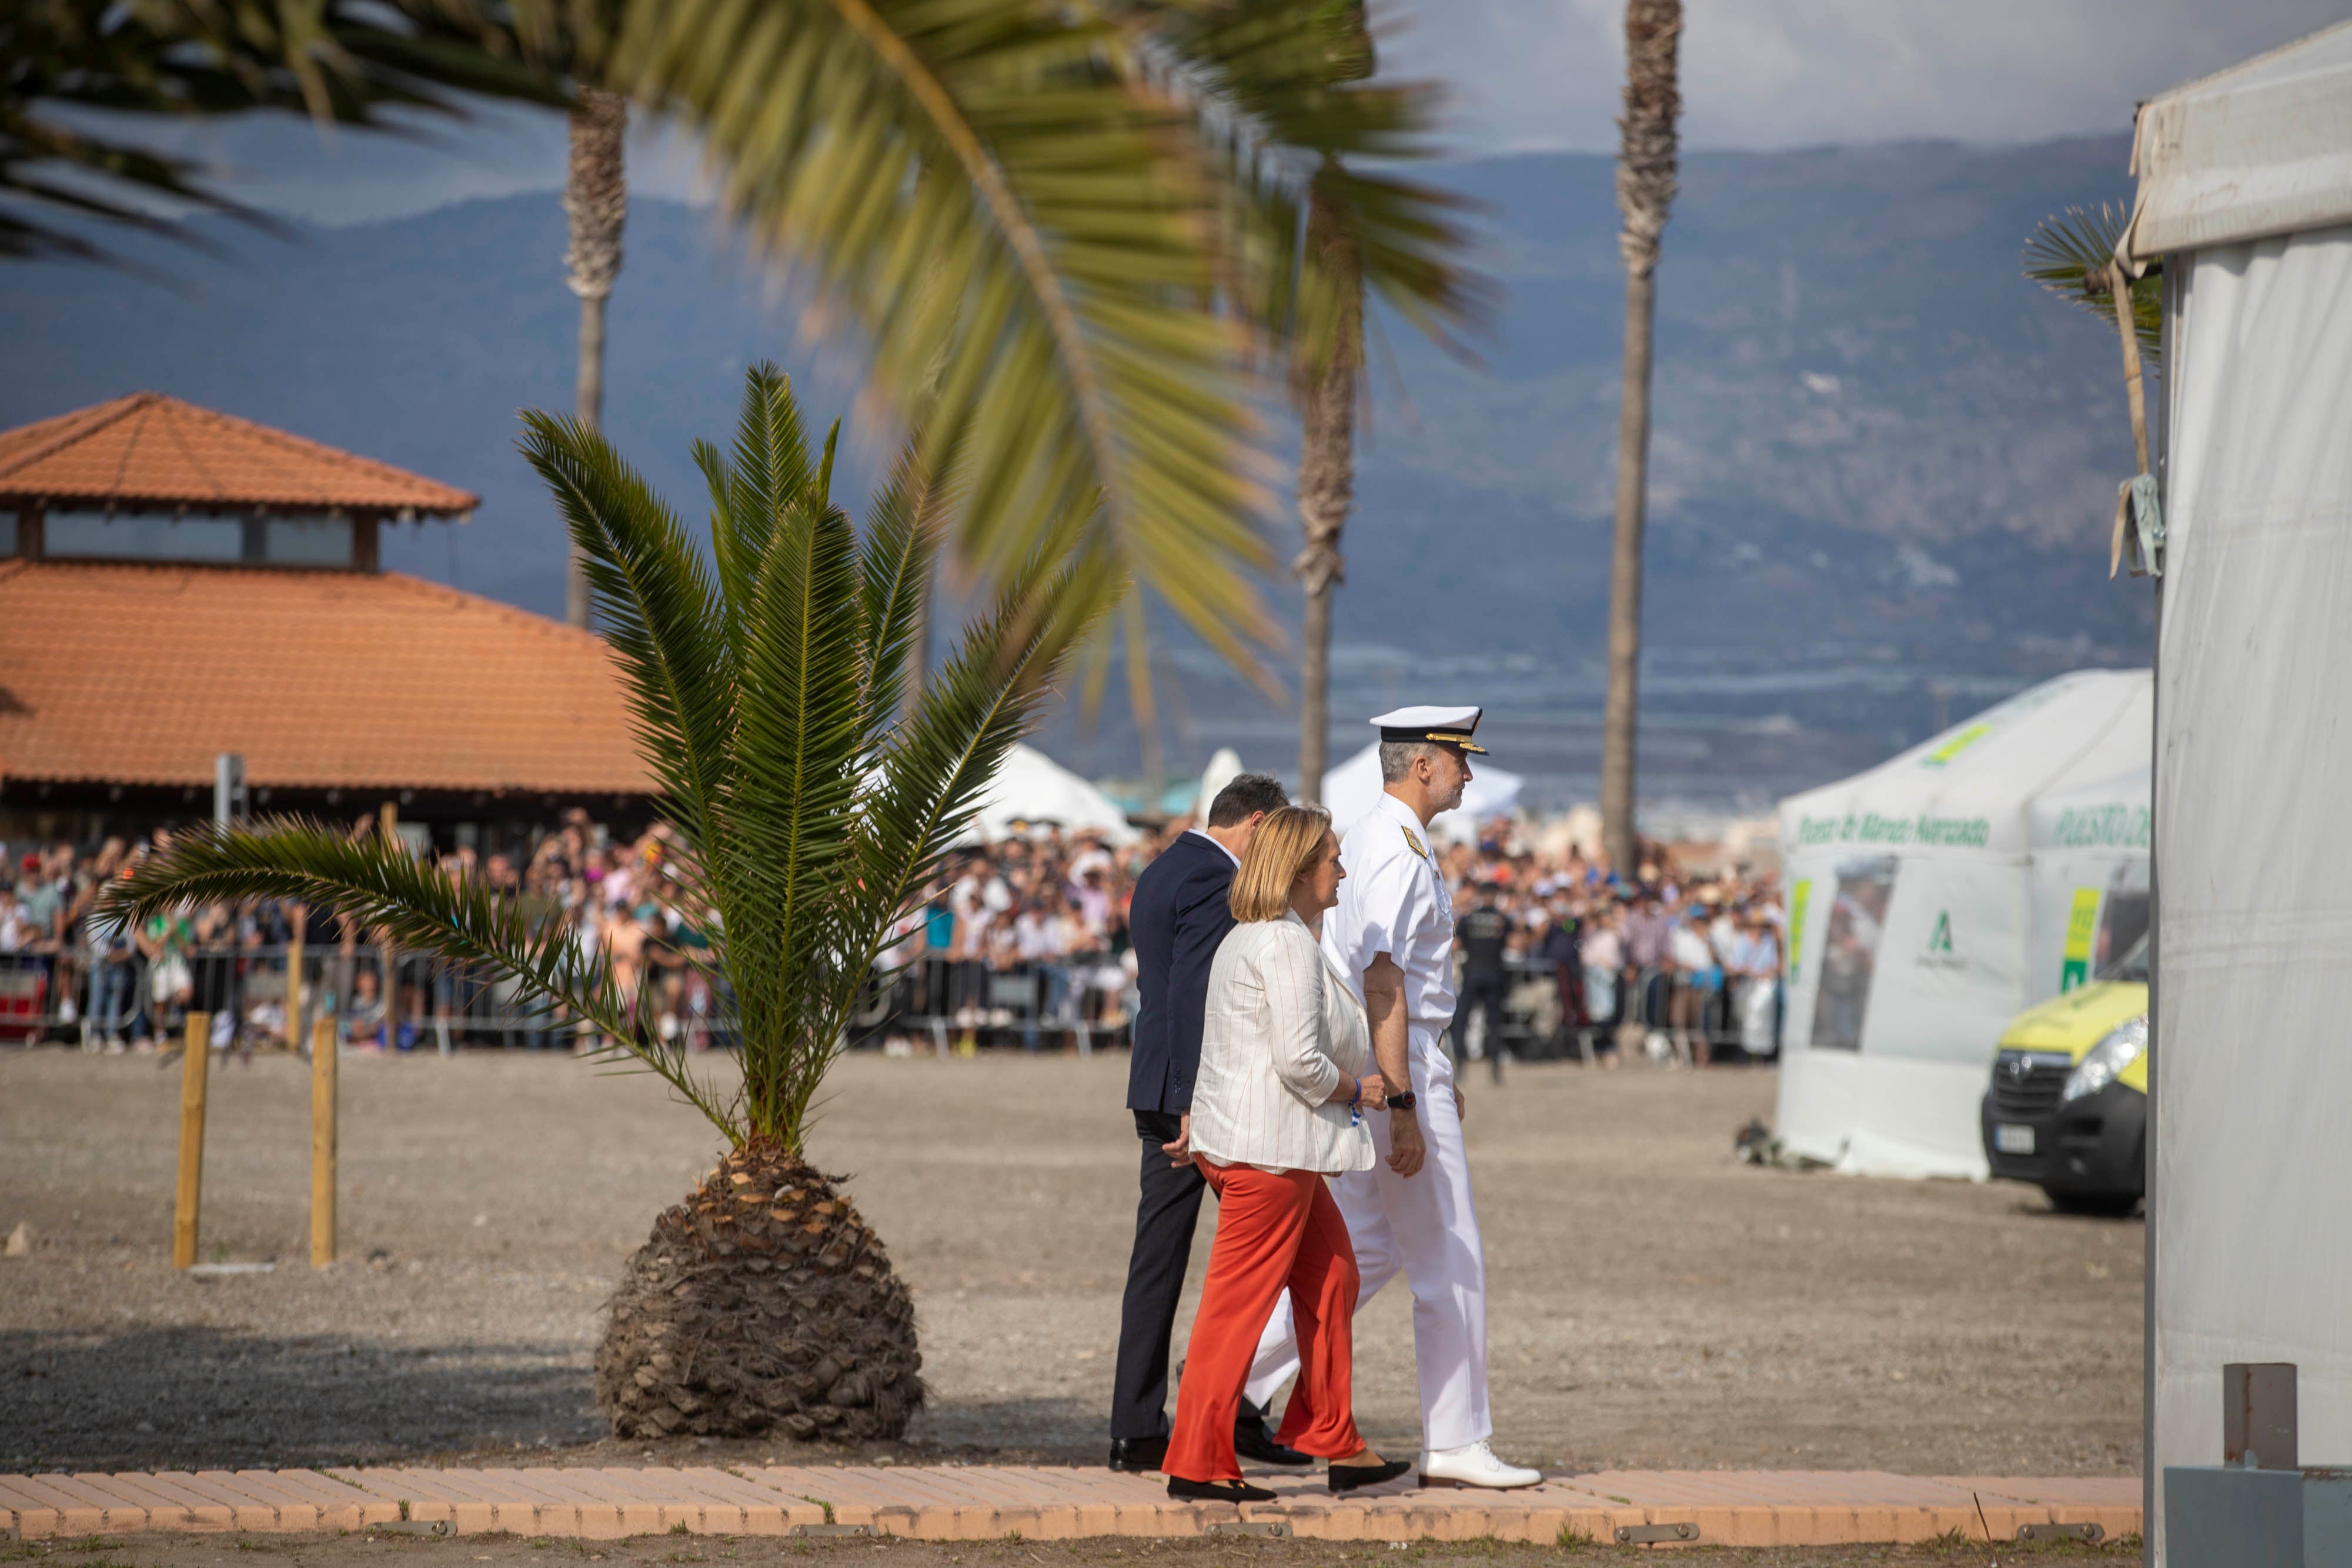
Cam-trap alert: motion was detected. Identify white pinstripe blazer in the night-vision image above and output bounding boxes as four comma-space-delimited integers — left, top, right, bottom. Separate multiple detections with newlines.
1190, 912, 1377, 1175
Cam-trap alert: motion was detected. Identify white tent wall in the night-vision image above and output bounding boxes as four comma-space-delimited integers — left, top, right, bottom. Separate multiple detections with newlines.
2141, 228, 2352, 1555
2127, 23, 2352, 1558
1774, 671, 2151, 1178
2027, 767, 2151, 998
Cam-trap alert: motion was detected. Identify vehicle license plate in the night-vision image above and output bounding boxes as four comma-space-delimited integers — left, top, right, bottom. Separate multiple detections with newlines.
1995, 1124, 2036, 1155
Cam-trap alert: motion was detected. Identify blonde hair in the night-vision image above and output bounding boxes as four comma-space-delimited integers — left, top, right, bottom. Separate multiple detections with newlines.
1228, 805, 1335, 922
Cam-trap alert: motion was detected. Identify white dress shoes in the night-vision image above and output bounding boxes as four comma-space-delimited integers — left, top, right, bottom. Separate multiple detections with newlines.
1417, 1439, 1543, 1490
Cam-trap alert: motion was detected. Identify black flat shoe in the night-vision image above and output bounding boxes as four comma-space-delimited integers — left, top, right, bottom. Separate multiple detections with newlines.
1328, 1459, 1414, 1495
1109, 1436, 1169, 1473
1168, 1476, 1277, 1504
1234, 1421, 1314, 1467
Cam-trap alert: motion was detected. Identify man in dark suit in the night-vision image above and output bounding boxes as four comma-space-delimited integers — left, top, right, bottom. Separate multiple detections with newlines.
1109, 772, 1305, 1473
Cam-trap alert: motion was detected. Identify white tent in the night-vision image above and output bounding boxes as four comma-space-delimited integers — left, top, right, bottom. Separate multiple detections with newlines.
2124, 22, 2352, 1554
2026, 764, 2149, 1000
968, 744, 1141, 846
1774, 670, 2150, 1179
1318, 741, 1525, 845
1194, 747, 1244, 823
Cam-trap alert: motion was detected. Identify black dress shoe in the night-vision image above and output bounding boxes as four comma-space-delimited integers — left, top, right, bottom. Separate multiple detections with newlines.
1168, 1476, 1277, 1504
1108, 1436, 1170, 1473
1233, 1421, 1313, 1467
1327, 1458, 1414, 1495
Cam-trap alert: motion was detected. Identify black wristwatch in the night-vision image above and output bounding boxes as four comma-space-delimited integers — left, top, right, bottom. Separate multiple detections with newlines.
1387, 1090, 1418, 1112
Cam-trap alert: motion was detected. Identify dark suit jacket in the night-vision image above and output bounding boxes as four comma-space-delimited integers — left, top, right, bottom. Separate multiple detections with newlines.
1125, 830, 1240, 1114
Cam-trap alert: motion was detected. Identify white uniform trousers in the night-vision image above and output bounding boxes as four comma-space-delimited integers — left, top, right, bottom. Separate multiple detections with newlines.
1242, 1027, 1492, 1451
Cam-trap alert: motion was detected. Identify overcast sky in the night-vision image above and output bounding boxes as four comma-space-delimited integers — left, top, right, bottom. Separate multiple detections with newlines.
1385, 0, 2347, 155
91, 1, 2352, 225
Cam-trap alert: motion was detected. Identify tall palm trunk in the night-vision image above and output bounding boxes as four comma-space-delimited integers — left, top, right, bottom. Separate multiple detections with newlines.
562, 88, 629, 630
1295, 175, 1362, 805
1598, 0, 1682, 877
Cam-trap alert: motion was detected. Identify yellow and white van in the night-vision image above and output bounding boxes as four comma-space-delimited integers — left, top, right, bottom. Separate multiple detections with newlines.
1979, 935, 2147, 1215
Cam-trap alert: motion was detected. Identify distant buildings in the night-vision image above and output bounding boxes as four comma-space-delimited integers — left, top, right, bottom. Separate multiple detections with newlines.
0, 393, 651, 849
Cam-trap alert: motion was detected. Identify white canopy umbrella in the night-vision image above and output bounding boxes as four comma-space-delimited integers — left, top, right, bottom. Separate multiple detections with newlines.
1318, 741, 1524, 847
967, 743, 1141, 846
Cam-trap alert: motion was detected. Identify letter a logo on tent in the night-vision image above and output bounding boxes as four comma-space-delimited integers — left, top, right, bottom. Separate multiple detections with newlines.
1927, 911, 1954, 954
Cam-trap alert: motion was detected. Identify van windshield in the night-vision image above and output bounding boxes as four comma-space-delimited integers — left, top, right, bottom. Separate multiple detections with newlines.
2100, 933, 2150, 985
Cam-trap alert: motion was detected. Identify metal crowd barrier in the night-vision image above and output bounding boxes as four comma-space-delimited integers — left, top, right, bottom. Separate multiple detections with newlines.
4, 944, 1770, 1061
0, 944, 734, 1054
1459, 954, 1782, 1065
857, 952, 1134, 1055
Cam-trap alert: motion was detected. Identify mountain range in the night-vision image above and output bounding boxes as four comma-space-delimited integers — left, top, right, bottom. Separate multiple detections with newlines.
0, 135, 2156, 815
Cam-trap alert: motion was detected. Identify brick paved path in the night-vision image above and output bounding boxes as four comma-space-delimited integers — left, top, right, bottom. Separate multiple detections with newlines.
0, 1465, 2141, 1549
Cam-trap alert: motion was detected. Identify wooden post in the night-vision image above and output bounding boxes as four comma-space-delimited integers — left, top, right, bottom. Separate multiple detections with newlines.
380, 803, 400, 1051
285, 910, 305, 1052
172, 1011, 212, 1268
310, 1015, 338, 1266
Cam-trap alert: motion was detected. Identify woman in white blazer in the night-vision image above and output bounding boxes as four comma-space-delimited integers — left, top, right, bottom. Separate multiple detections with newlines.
1162, 806, 1415, 1503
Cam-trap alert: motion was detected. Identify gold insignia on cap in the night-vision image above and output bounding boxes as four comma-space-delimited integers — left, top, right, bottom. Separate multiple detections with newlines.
1402, 826, 1428, 858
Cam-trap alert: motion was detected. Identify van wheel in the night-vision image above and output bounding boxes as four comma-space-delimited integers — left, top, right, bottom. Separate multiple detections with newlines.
2043, 1188, 2140, 1218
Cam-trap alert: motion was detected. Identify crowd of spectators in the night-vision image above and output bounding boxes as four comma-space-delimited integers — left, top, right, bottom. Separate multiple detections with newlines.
3, 803, 1785, 1065
1421, 823, 1786, 1067
0, 810, 724, 1055
881, 827, 1148, 1053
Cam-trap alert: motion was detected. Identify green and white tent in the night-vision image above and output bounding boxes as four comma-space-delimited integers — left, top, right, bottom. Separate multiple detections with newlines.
1774, 670, 2151, 1178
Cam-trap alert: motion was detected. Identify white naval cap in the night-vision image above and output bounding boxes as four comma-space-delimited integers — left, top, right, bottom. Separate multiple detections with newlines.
1371, 704, 1487, 755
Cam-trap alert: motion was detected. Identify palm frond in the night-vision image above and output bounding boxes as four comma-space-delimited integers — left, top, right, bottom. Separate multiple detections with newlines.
813, 554, 1112, 1138
605, 0, 1278, 683
1135, 0, 1492, 375
517, 410, 737, 857
2023, 202, 2161, 358
94, 820, 735, 1130
857, 435, 957, 730
0, 0, 567, 263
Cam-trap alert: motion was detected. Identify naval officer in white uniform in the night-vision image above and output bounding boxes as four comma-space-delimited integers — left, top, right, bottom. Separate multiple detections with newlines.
1247, 706, 1542, 1490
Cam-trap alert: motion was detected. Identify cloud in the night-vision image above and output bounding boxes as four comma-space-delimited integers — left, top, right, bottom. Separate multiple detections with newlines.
1382, 0, 2349, 153
54, 1, 2348, 226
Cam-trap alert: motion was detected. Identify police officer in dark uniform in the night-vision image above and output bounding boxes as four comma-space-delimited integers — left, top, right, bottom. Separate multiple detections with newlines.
1451, 881, 1512, 1084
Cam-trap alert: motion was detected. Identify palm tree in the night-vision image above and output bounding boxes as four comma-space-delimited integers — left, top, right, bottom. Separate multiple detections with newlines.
102, 365, 1102, 1440
2022, 203, 2161, 355
1292, 173, 1363, 804
1598, 0, 1683, 878
2023, 203, 2164, 576
1148, 1, 1481, 801
562, 88, 629, 630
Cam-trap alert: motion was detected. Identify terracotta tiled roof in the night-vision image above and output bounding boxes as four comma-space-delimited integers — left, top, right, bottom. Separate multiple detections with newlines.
0, 560, 652, 795
0, 392, 477, 515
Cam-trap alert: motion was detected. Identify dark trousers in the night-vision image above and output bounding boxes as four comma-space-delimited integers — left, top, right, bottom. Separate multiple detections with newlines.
1452, 968, 1509, 1082
1111, 1109, 1270, 1442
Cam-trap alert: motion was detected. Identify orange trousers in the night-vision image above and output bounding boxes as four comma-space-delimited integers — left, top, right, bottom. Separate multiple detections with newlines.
1165, 1159, 1362, 1483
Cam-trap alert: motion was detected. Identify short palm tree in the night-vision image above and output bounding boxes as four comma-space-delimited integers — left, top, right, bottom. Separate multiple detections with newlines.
101, 365, 1101, 1442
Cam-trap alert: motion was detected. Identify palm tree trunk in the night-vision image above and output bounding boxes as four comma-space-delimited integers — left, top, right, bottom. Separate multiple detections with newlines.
1295, 180, 1361, 805
563, 88, 629, 630
1598, 0, 1682, 878
1599, 263, 1655, 877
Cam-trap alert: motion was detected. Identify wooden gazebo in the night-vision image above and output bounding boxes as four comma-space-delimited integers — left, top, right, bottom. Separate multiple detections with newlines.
0, 390, 476, 569
0, 394, 652, 848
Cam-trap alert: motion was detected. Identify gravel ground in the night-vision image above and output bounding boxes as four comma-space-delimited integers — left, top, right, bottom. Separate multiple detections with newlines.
0, 1050, 2141, 1477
